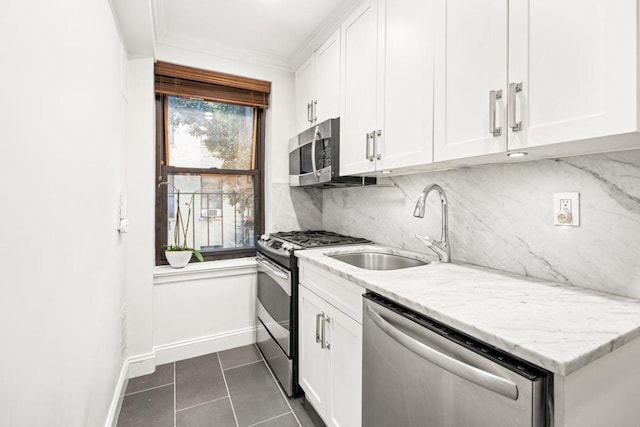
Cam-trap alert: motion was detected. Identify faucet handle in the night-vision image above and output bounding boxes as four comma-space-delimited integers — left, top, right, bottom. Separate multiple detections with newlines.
416, 234, 449, 263
415, 233, 437, 246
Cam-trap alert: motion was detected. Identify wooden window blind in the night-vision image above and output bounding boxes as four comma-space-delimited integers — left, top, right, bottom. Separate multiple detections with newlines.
154, 61, 271, 108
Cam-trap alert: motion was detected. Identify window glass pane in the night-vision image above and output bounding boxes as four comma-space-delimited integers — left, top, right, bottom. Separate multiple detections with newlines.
167, 96, 255, 170
166, 173, 255, 251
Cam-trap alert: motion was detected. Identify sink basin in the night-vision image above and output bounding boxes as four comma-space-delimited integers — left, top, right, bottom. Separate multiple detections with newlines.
327, 252, 429, 270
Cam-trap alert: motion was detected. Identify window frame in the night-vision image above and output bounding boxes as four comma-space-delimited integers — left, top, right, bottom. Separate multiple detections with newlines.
154, 94, 266, 265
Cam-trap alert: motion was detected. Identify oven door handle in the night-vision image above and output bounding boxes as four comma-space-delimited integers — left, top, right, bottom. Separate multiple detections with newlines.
367, 306, 519, 401
256, 255, 289, 281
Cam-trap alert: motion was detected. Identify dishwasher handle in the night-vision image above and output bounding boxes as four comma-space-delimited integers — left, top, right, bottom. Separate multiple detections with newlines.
367, 305, 519, 401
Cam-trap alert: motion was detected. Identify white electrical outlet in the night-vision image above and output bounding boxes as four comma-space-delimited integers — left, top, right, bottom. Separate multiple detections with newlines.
554, 192, 580, 226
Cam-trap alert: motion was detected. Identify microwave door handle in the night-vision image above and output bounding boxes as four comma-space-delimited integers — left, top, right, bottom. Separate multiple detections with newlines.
366, 306, 519, 401
311, 125, 319, 181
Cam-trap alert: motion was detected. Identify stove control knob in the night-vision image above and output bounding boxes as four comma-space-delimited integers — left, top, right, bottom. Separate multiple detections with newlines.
261, 233, 270, 241
282, 243, 292, 251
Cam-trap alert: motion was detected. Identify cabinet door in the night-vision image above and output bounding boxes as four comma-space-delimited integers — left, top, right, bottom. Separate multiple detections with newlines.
326, 305, 362, 427
377, 0, 435, 171
340, 0, 379, 175
315, 29, 341, 124
295, 56, 315, 133
508, 0, 637, 151
298, 285, 329, 416
433, 0, 508, 161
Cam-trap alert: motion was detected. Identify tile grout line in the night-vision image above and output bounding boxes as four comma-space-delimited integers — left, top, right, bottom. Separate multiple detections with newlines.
222, 359, 264, 372
124, 382, 174, 397
175, 395, 230, 413
173, 363, 176, 427
246, 411, 294, 427
257, 349, 303, 427
218, 352, 240, 427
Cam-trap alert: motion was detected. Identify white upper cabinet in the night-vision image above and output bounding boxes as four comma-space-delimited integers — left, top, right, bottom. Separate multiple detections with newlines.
341, 0, 436, 175
295, 30, 341, 133
435, 0, 638, 162
295, 56, 316, 134
508, 0, 637, 151
376, 0, 435, 171
433, 0, 508, 161
315, 30, 341, 126
340, 0, 379, 175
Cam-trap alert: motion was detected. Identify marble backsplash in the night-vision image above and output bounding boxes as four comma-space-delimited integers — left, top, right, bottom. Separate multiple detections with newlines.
322, 149, 640, 300
270, 183, 323, 232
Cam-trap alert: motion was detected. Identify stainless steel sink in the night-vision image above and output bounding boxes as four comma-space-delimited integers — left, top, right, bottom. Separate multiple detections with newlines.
327, 252, 429, 270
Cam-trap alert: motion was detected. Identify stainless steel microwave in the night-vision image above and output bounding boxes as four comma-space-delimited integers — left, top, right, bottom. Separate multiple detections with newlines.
289, 118, 376, 188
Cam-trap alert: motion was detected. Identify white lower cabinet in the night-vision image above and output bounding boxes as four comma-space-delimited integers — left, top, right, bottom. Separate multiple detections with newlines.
299, 283, 362, 427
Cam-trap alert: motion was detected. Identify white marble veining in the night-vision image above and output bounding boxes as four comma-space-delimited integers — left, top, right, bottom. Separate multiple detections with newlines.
296, 244, 640, 376
323, 149, 640, 299
270, 183, 323, 232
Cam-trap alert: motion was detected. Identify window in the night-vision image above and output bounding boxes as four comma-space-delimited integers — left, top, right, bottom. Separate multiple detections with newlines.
155, 62, 270, 264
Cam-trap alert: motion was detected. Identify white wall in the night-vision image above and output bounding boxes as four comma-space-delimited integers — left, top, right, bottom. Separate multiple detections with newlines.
123, 44, 308, 373
0, 0, 127, 425
124, 58, 156, 368
152, 267, 257, 364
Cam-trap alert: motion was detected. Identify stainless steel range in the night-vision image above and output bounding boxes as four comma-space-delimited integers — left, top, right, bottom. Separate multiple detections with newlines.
255, 231, 371, 397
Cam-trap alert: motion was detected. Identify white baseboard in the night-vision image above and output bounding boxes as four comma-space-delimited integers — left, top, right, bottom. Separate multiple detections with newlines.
127, 352, 156, 378
154, 326, 256, 366
106, 327, 258, 424
104, 360, 129, 427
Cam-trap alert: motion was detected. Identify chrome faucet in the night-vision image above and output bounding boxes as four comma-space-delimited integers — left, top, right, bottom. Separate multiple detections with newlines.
413, 184, 450, 263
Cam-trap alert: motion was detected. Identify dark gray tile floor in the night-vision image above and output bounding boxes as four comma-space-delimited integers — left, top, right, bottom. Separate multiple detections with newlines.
116, 345, 326, 427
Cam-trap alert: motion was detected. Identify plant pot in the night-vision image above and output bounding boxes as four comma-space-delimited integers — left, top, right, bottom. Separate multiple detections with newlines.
165, 250, 193, 268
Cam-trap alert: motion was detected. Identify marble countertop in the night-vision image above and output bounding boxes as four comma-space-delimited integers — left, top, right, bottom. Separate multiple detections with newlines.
295, 244, 640, 376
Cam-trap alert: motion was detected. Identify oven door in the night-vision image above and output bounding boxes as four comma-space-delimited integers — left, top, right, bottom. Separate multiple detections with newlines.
256, 253, 295, 396
256, 253, 292, 355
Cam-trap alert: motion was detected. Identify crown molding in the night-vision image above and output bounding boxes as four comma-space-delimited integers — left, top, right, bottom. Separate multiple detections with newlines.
155, 31, 294, 72
289, 0, 361, 71
151, 0, 293, 72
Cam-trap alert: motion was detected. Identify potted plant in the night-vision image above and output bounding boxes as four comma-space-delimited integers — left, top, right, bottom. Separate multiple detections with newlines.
159, 182, 204, 268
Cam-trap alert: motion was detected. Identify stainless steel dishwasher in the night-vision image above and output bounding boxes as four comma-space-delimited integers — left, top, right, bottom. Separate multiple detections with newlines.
363, 293, 550, 427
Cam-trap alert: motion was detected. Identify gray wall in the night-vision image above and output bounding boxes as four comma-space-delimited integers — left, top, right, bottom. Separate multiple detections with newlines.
322, 149, 640, 299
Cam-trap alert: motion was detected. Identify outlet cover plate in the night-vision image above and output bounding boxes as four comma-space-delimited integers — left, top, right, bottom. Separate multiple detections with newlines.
554, 192, 580, 226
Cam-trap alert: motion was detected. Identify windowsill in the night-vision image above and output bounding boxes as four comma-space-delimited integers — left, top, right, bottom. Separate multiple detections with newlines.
153, 257, 257, 285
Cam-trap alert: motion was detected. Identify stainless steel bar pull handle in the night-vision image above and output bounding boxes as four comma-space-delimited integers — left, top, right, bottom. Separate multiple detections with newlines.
320, 313, 327, 349
315, 313, 324, 343
307, 102, 311, 123
489, 90, 502, 136
312, 100, 318, 123
367, 306, 519, 401
256, 255, 289, 281
508, 82, 523, 132
366, 132, 375, 161
323, 317, 331, 350
375, 129, 382, 160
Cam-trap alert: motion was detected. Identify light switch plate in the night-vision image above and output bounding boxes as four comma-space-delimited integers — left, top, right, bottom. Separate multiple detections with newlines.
553, 192, 580, 226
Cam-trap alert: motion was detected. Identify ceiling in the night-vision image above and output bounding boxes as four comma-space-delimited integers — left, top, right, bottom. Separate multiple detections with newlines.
150, 0, 359, 70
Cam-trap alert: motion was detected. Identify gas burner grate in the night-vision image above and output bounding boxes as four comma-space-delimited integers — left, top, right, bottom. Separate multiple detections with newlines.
271, 230, 371, 248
